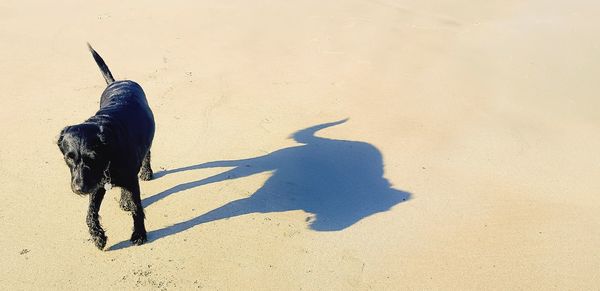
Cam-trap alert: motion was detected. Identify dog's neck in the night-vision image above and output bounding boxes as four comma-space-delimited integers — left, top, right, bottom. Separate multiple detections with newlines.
102, 161, 112, 190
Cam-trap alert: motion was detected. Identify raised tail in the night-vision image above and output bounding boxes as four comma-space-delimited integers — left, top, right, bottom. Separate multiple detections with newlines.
87, 43, 115, 84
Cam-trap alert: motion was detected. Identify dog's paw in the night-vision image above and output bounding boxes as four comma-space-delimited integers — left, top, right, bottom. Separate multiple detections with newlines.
130, 231, 147, 246
91, 234, 107, 250
139, 170, 153, 181
119, 198, 135, 212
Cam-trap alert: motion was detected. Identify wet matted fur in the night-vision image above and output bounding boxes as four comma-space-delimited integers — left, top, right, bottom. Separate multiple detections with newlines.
57, 44, 155, 250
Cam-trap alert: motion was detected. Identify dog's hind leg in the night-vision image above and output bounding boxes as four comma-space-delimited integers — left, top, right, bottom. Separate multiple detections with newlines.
139, 150, 153, 181
122, 178, 147, 245
119, 188, 135, 212
86, 188, 107, 250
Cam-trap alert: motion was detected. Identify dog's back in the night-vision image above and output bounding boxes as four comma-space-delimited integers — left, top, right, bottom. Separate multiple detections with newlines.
87, 44, 155, 166
98, 81, 155, 149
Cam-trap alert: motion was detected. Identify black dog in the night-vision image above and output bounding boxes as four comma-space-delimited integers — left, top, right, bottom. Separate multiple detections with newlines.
57, 44, 155, 250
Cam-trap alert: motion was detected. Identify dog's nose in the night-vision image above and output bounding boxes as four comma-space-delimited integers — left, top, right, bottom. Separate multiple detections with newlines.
72, 183, 85, 194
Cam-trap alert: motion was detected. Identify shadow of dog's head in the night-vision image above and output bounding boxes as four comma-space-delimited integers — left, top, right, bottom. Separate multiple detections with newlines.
57, 123, 111, 195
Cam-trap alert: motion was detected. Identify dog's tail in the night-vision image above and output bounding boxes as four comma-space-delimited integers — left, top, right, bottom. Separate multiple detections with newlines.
87, 43, 115, 85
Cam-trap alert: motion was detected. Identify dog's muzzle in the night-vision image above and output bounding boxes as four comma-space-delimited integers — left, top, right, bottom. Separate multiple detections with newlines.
71, 162, 112, 195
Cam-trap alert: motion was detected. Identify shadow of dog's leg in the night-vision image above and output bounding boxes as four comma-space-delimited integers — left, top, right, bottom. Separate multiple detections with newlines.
139, 151, 153, 181
86, 188, 107, 250
122, 178, 147, 245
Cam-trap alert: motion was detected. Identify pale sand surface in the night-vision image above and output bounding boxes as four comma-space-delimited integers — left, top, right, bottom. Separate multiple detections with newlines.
1, 0, 599, 289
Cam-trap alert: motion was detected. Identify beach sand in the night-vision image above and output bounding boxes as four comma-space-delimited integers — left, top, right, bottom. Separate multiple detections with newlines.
1, 0, 599, 289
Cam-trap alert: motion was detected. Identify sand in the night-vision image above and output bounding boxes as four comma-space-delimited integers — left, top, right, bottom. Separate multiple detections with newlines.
1, 0, 599, 289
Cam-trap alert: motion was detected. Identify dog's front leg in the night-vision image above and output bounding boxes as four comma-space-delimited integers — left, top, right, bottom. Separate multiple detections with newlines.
86, 188, 107, 250
122, 178, 147, 245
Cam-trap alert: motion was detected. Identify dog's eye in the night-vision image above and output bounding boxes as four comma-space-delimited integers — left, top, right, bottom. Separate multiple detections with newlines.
66, 153, 76, 160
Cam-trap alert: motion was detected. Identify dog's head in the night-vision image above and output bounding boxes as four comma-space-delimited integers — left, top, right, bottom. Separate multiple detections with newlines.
57, 123, 111, 195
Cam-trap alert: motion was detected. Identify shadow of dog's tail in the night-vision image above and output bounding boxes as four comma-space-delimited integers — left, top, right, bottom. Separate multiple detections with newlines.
87, 43, 115, 85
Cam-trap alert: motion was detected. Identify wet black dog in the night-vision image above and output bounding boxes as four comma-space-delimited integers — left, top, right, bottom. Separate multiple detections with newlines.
57, 44, 155, 250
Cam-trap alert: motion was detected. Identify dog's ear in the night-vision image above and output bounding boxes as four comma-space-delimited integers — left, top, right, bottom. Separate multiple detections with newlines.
97, 125, 111, 145
56, 126, 70, 146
